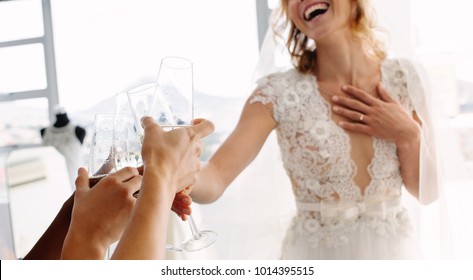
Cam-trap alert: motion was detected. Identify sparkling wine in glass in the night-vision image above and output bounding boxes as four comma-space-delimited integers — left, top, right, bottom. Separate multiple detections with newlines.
115, 91, 143, 167
88, 114, 130, 180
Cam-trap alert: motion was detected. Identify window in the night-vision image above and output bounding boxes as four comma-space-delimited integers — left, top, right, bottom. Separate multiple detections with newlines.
41, 0, 262, 163
411, 0, 473, 171
0, 44, 47, 93
50, 0, 260, 110
0, 0, 44, 42
0, 0, 58, 149
1, 0, 262, 150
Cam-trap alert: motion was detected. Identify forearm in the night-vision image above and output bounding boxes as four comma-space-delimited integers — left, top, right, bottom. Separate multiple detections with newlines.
23, 194, 74, 260
191, 99, 276, 204
61, 193, 110, 260
397, 127, 421, 199
61, 231, 108, 260
111, 168, 175, 260
191, 161, 228, 203
191, 130, 272, 203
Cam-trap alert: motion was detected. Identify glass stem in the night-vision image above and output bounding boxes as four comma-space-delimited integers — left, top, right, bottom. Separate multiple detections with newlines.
187, 215, 202, 239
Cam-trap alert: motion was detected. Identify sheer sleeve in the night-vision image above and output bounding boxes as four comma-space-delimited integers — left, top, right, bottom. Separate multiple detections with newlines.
400, 59, 441, 205
399, 58, 473, 258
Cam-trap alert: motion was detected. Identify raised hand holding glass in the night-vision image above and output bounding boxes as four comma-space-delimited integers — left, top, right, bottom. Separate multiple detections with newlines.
157, 56, 217, 252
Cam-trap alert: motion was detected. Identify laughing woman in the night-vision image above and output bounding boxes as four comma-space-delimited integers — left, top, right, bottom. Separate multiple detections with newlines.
182, 0, 440, 259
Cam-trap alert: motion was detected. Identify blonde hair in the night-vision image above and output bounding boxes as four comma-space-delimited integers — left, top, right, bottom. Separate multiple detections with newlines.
273, 0, 387, 74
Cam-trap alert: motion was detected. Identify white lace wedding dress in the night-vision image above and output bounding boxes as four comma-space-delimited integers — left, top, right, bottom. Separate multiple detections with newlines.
250, 59, 421, 259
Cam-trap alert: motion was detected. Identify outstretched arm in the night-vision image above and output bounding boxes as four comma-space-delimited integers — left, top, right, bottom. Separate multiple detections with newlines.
190, 95, 277, 204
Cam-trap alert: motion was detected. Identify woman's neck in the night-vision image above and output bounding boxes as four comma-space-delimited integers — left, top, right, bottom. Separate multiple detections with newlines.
314, 35, 380, 87
54, 113, 70, 128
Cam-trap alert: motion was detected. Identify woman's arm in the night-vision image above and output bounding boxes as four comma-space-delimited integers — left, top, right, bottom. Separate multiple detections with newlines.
61, 167, 141, 260
111, 166, 174, 260
190, 96, 277, 204
395, 112, 422, 199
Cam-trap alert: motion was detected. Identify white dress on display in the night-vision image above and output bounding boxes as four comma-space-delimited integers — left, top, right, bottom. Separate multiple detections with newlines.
250, 59, 422, 259
42, 123, 83, 190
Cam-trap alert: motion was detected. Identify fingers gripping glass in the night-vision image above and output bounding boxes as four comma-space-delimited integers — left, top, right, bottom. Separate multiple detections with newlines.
127, 57, 217, 252
115, 90, 181, 252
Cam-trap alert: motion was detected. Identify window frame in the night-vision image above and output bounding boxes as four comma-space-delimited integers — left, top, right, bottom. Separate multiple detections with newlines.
0, 0, 58, 128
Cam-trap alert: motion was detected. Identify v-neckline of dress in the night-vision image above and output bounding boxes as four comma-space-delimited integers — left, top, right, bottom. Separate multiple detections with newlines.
306, 60, 388, 200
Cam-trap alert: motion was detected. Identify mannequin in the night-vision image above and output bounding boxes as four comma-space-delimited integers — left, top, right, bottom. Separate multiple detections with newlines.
41, 105, 85, 191
40, 111, 85, 144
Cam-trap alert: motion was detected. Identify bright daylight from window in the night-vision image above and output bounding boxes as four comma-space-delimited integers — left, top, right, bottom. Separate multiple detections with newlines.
1, 0, 260, 154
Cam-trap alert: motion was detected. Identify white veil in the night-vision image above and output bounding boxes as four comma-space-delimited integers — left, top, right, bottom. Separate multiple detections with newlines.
372, 0, 473, 259
217, 0, 473, 259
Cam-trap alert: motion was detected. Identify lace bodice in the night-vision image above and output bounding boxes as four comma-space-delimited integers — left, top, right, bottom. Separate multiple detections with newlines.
250, 59, 415, 204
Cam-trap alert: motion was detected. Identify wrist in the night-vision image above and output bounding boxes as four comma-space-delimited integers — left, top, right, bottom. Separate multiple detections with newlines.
143, 164, 178, 192
60, 194, 75, 219
62, 227, 109, 259
396, 128, 421, 153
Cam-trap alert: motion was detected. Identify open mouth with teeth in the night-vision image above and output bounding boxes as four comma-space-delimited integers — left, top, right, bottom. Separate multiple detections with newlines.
304, 2, 330, 21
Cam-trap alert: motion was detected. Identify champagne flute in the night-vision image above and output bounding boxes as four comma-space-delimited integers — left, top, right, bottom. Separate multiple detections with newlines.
157, 56, 217, 252
126, 82, 174, 138
157, 56, 193, 126
115, 91, 143, 168
88, 114, 130, 259
117, 88, 183, 252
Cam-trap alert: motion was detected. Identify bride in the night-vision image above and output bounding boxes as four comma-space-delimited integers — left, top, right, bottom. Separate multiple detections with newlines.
178, 0, 444, 259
